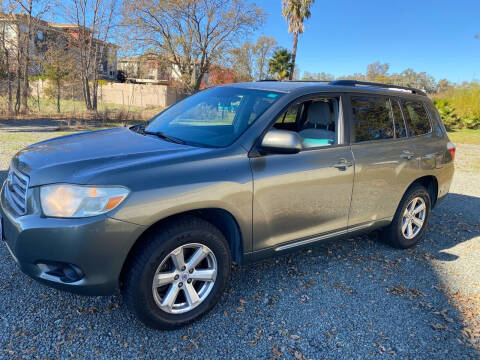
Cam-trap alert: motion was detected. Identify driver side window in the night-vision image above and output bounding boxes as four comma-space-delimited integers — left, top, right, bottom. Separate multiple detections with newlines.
273, 98, 339, 148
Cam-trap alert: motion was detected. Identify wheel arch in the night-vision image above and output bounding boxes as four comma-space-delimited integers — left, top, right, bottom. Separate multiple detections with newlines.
403, 175, 439, 208
119, 208, 244, 287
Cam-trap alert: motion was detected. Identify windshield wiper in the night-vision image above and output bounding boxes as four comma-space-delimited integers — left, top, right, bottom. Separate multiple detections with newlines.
143, 130, 186, 145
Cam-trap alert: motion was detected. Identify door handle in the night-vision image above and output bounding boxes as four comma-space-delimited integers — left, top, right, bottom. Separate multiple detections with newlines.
333, 159, 353, 170
400, 150, 415, 160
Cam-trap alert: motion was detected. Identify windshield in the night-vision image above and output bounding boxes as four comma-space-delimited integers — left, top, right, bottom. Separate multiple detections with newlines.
145, 87, 283, 147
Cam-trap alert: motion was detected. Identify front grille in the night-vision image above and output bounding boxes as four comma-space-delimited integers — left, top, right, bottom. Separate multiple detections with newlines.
4, 165, 29, 215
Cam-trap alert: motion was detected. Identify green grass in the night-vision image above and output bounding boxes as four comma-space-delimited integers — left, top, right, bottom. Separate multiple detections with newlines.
0, 131, 84, 153
25, 97, 162, 114
0, 96, 164, 121
447, 129, 480, 145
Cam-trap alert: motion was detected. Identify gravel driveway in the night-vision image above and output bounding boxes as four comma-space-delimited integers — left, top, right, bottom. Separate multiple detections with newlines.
0, 120, 479, 359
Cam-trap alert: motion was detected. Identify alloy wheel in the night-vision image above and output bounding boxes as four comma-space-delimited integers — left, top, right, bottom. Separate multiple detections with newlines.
401, 197, 426, 240
152, 243, 217, 314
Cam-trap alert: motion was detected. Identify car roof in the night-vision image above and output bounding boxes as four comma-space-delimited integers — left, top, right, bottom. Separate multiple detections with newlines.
220, 80, 428, 99
221, 81, 329, 93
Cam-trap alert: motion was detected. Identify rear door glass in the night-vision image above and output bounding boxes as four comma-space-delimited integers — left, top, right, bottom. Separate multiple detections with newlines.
351, 96, 394, 142
390, 98, 407, 138
401, 100, 431, 136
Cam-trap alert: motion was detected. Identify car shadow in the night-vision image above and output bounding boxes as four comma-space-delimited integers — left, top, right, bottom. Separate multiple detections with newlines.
0, 170, 7, 184
226, 191, 480, 357
0, 192, 478, 358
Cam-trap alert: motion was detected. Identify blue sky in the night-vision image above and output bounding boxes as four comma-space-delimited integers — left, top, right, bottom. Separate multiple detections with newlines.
255, 0, 480, 83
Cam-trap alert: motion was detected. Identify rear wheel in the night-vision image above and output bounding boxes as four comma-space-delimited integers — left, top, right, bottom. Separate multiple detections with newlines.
381, 185, 431, 249
122, 216, 231, 329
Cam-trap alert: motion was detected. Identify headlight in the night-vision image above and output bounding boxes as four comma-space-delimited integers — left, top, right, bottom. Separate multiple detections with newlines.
40, 184, 129, 218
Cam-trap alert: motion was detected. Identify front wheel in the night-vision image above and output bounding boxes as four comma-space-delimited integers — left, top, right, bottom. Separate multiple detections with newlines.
122, 216, 231, 329
381, 185, 431, 249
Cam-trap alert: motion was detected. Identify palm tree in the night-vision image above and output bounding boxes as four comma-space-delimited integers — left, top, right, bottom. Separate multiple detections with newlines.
268, 49, 293, 80
282, 0, 315, 80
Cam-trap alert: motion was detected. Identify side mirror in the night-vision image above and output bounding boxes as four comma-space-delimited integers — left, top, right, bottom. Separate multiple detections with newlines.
260, 130, 302, 154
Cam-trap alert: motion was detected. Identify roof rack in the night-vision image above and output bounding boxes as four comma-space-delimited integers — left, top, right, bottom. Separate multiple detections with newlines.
328, 80, 427, 96
257, 79, 331, 83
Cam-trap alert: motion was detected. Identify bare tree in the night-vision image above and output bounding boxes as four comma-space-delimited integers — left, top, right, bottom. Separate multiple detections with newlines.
65, 0, 117, 110
0, 4, 14, 113
254, 35, 277, 80
229, 41, 255, 82
301, 71, 334, 81
366, 61, 389, 81
10, 0, 50, 113
122, 0, 265, 92
226, 36, 277, 82
1, 0, 49, 113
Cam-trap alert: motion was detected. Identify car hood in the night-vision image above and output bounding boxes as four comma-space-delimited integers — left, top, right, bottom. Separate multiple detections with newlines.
12, 127, 212, 186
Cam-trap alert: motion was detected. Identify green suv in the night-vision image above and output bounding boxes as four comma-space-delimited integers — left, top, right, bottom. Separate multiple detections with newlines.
0, 80, 455, 329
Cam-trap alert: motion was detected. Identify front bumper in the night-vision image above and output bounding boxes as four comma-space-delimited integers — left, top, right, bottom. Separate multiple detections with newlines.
1, 184, 145, 295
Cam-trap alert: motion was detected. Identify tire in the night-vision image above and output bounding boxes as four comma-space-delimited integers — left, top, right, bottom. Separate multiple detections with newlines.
122, 216, 231, 329
380, 184, 431, 249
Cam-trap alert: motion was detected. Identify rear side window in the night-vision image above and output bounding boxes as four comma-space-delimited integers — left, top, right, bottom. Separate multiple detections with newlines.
401, 100, 431, 136
426, 102, 447, 137
390, 99, 407, 138
351, 96, 394, 142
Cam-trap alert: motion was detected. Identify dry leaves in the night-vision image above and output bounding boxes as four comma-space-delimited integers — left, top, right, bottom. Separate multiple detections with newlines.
293, 349, 306, 360
431, 323, 449, 331
271, 345, 283, 358
386, 285, 425, 298
433, 308, 454, 323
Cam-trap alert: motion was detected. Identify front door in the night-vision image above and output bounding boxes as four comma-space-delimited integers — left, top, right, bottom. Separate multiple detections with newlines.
250, 95, 354, 250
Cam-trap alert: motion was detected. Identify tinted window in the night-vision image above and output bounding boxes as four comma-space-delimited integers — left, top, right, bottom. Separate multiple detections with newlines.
402, 100, 431, 136
351, 96, 394, 142
426, 102, 447, 137
273, 98, 339, 148
390, 98, 407, 138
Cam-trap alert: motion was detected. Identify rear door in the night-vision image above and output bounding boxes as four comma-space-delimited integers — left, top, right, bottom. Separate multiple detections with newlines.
347, 94, 419, 228
250, 94, 355, 250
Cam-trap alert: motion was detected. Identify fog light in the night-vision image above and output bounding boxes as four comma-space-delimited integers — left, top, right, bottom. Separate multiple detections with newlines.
37, 262, 84, 283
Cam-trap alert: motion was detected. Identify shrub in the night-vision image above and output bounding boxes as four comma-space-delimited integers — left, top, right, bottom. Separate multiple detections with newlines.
433, 98, 459, 130
433, 82, 480, 129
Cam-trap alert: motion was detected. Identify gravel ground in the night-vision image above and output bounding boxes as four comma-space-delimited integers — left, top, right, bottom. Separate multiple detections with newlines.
0, 120, 479, 359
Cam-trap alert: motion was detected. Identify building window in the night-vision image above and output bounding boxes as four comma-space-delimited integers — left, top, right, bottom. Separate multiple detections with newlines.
37, 30, 44, 41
